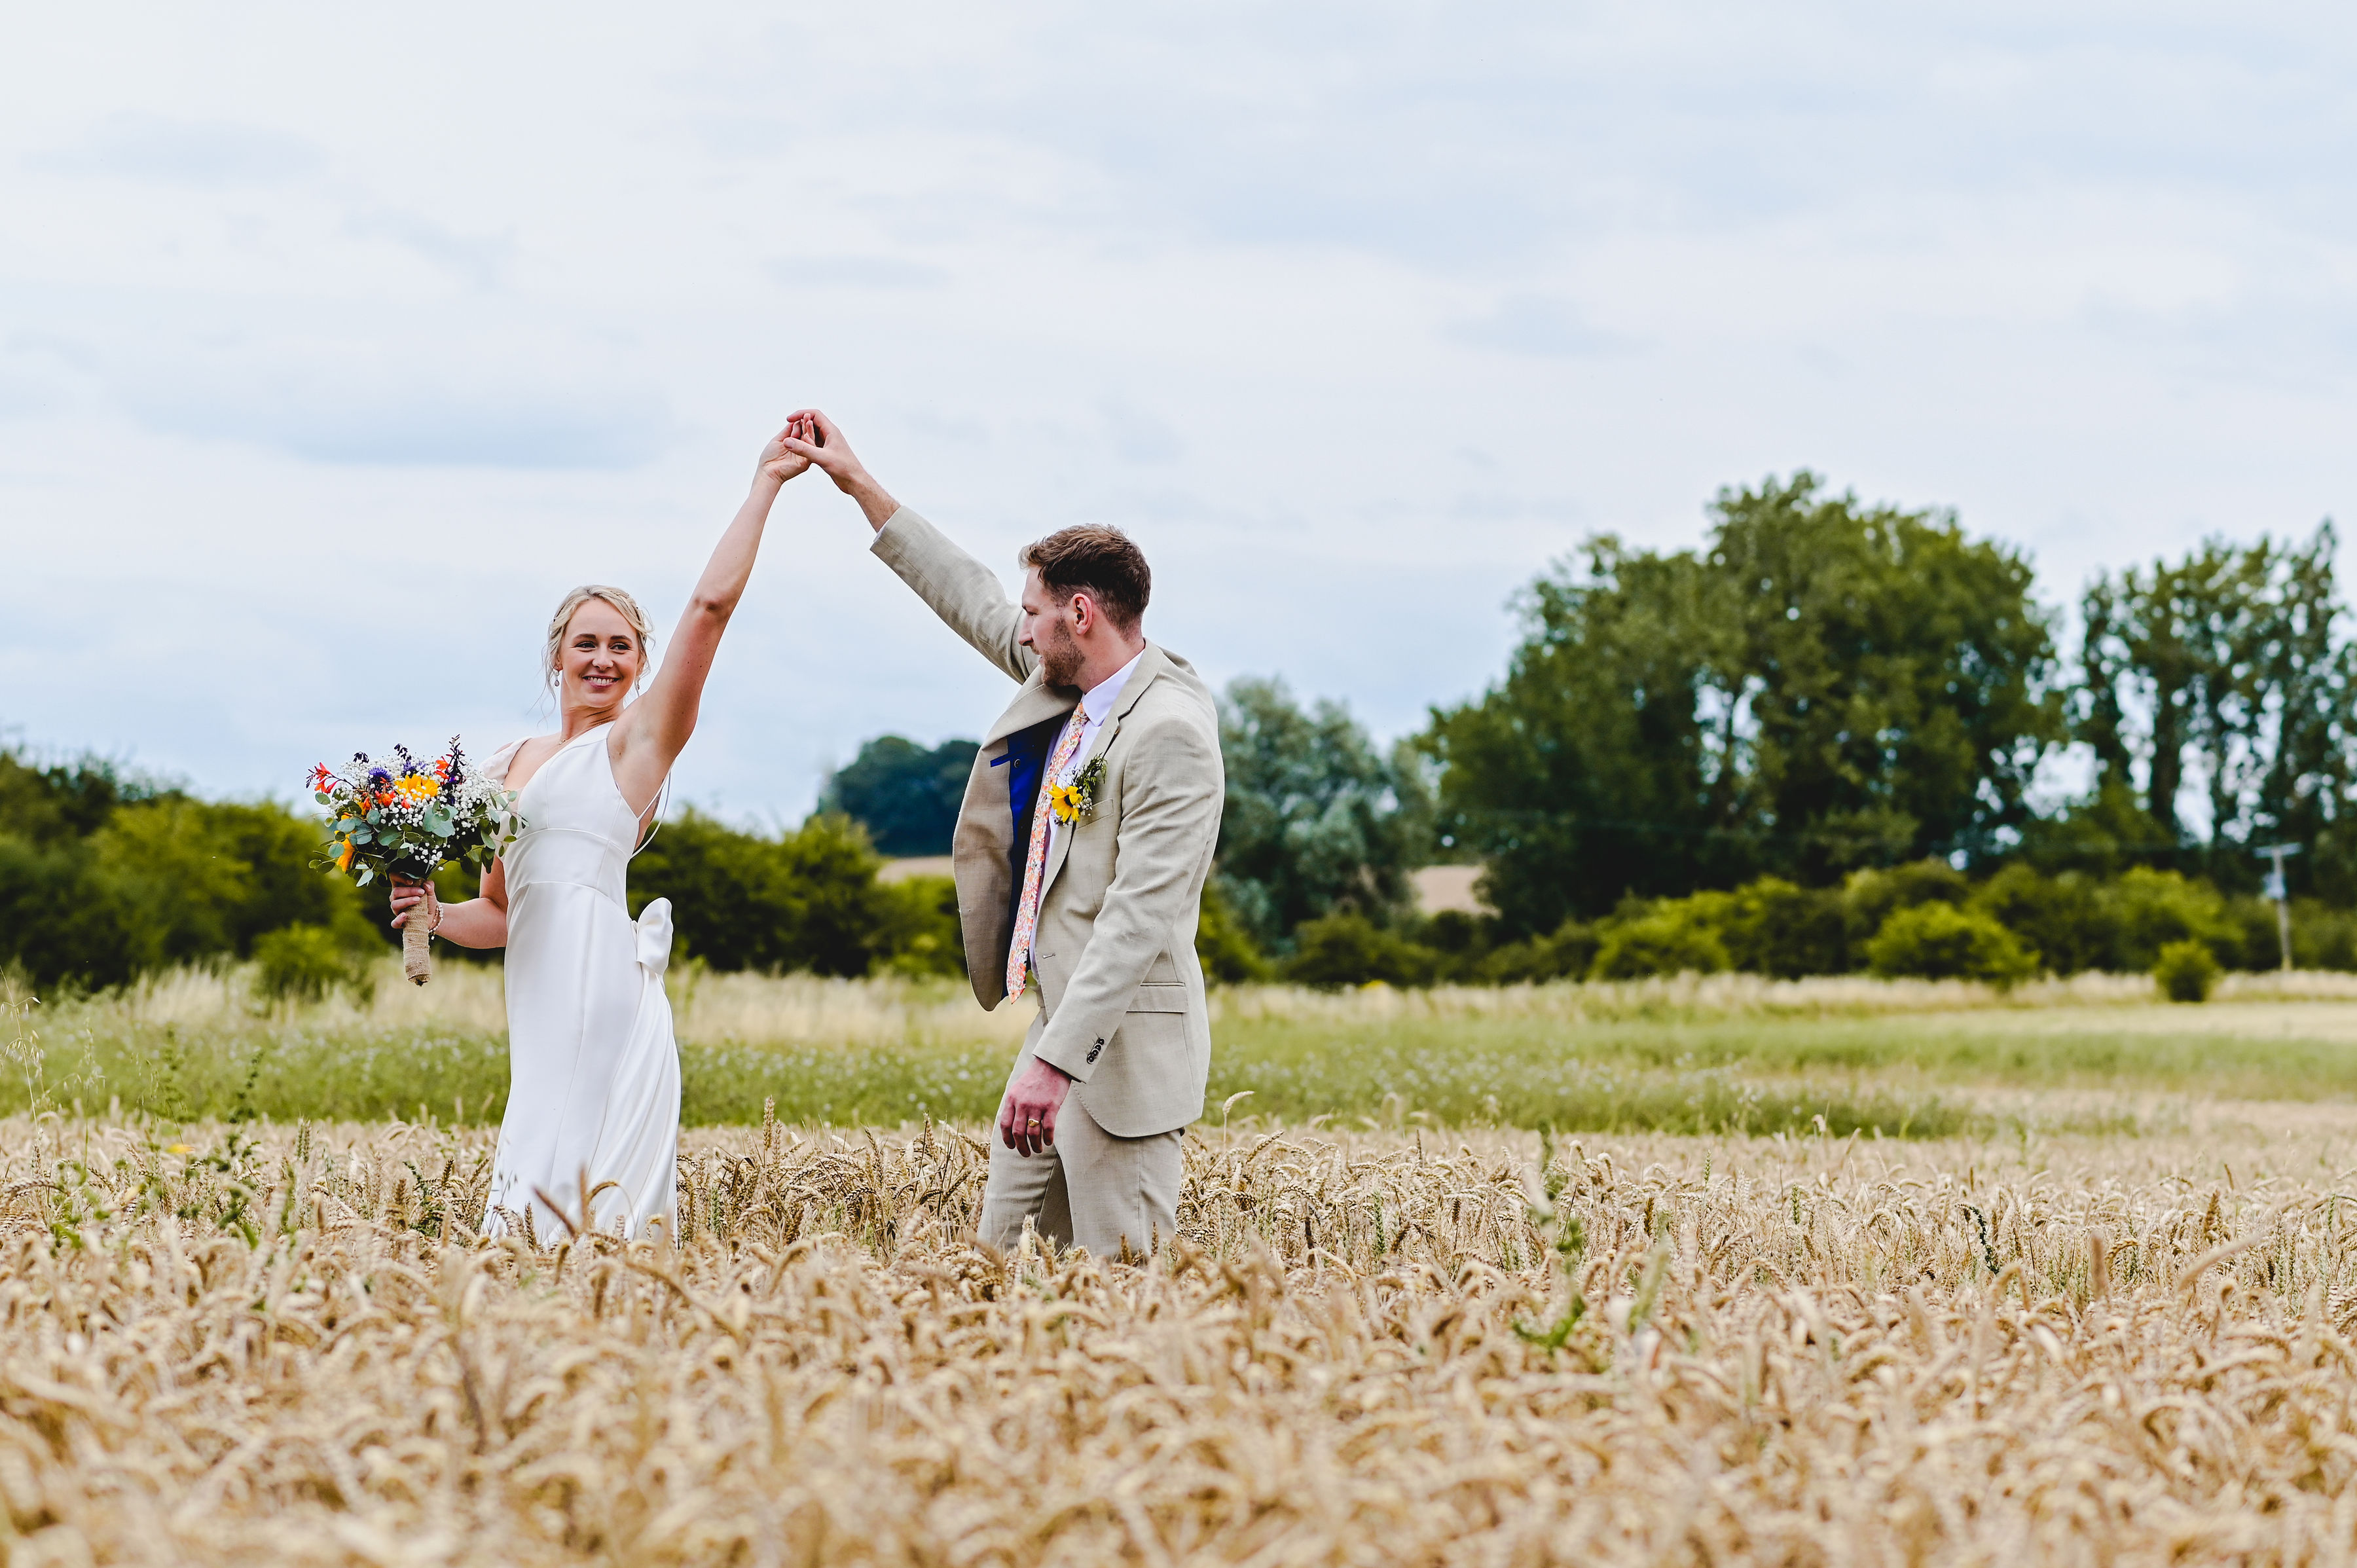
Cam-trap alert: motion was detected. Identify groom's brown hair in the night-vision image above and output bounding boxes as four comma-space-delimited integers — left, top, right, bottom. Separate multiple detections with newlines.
1021, 526, 1151, 631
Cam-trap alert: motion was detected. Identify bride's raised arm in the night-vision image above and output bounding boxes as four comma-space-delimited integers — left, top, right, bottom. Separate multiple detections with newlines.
609, 422, 809, 813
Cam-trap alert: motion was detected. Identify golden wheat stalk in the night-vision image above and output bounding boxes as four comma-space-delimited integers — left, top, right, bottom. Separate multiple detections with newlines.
0, 1111, 2347, 1563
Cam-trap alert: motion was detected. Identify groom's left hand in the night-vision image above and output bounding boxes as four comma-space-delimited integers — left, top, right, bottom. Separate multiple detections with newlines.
755, 421, 814, 487
998, 1057, 1074, 1157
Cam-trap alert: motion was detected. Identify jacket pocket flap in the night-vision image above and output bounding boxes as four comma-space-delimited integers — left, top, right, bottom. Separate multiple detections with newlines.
1128, 982, 1190, 1013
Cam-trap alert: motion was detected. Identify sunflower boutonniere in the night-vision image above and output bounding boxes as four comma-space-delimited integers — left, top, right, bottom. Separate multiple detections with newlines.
1050, 757, 1106, 825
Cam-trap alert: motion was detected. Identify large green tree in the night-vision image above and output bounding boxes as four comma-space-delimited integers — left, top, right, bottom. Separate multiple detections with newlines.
817, 735, 980, 858
1427, 473, 2064, 934
1214, 677, 1431, 951
2076, 522, 2357, 894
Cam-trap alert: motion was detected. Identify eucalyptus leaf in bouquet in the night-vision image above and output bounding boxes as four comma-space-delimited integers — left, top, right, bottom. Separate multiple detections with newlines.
308, 739, 524, 985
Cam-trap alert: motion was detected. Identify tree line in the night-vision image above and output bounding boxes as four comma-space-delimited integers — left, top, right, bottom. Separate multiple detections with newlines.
817, 471, 2357, 987
0, 753, 964, 995
8, 467, 2357, 993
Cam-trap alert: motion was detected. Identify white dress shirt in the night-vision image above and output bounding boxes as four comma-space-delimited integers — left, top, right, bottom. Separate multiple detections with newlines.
1045, 649, 1143, 866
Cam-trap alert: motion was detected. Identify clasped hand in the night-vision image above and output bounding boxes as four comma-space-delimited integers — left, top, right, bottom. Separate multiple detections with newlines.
754, 419, 815, 488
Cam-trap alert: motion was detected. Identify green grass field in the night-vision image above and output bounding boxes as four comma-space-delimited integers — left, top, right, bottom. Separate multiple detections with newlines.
14, 962, 2357, 1138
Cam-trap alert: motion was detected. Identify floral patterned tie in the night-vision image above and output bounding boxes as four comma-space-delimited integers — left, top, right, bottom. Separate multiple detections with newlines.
1006, 705, 1092, 999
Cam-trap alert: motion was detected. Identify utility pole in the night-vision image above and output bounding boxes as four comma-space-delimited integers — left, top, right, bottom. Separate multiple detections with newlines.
2256, 843, 2303, 972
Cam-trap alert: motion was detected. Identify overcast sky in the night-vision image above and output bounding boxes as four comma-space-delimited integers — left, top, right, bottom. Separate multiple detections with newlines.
5, 3, 2356, 820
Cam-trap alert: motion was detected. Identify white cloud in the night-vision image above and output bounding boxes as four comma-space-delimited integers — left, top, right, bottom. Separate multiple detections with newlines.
116, 356, 668, 470
32, 114, 322, 187
1452, 297, 1632, 359
1, 1, 2356, 819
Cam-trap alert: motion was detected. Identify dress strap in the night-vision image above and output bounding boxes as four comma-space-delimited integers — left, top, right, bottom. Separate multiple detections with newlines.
484, 737, 528, 786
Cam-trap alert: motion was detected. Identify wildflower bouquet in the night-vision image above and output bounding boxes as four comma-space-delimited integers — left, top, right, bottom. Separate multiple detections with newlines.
308, 739, 522, 985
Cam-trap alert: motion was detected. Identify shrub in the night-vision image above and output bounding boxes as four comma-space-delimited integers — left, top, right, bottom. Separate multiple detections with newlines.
1865, 903, 2036, 985
1588, 905, 1730, 980
2291, 899, 2357, 972
0, 835, 155, 990
1478, 919, 1598, 984
1968, 864, 2104, 975
2152, 939, 2220, 1003
1283, 913, 1437, 989
869, 876, 968, 979
1841, 860, 1971, 964
253, 924, 374, 1004
2223, 894, 2286, 972
1196, 881, 1271, 985
2102, 867, 2237, 972
1715, 879, 1847, 977
632, 810, 896, 976
1412, 909, 1511, 983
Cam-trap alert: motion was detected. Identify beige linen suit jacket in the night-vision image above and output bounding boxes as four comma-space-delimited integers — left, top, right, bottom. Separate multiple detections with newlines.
872, 509, 1224, 1138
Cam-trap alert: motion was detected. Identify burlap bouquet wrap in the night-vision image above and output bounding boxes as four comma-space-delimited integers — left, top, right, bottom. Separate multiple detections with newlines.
401, 884, 440, 985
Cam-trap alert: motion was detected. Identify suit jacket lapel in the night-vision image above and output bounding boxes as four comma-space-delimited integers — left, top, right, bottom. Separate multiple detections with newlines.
984, 672, 1079, 746
1037, 646, 1173, 904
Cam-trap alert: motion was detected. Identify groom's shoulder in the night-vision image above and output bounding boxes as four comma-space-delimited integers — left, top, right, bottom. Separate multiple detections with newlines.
1135, 647, 1217, 728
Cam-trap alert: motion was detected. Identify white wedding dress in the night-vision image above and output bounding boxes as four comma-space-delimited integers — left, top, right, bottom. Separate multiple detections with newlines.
481, 723, 680, 1242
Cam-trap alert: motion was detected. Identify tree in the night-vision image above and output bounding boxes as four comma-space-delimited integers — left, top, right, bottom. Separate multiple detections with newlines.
1213, 677, 1431, 952
818, 735, 980, 858
1420, 538, 1745, 936
0, 750, 168, 841
2075, 523, 2357, 894
1713, 476, 2061, 876
1427, 473, 2064, 934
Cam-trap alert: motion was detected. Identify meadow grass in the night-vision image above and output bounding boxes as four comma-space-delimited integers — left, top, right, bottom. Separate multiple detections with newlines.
11, 960, 2357, 1135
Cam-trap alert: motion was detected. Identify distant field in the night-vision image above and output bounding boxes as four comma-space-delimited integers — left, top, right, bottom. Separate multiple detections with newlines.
14, 962, 2357, 1135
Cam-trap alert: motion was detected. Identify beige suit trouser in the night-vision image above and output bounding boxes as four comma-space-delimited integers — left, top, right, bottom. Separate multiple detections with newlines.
979, 1072, 1181, 1259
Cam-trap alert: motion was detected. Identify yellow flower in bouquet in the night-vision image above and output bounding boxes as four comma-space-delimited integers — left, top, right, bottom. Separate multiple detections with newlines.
308, 739, 522, 985
1049, 757, 1106, 825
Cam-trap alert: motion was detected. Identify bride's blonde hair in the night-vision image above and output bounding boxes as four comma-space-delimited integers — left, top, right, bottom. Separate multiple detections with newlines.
545, 585, 656, 693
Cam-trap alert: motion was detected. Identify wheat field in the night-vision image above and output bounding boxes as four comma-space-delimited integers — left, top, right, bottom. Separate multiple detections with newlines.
3, 1097, 2357, 1563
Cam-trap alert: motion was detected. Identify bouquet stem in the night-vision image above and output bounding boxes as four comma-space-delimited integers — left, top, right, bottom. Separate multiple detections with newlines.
402, 883, 438, 986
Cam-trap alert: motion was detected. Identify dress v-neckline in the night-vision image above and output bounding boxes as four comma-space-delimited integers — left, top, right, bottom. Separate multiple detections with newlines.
505, 722, 614, 801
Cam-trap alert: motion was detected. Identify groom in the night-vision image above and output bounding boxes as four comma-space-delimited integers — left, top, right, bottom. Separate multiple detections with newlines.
783, 410, 1223, 1260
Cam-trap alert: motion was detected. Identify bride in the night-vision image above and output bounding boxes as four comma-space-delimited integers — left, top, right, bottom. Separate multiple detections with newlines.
389, 421, 810, 1241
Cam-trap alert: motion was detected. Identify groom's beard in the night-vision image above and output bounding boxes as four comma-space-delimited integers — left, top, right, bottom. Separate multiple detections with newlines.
1036, 623, 1084, 687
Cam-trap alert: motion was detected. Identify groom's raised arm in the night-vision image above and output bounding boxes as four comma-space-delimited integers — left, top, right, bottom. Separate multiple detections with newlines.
870, 511, 1037, 684
782, 409, 1038, 684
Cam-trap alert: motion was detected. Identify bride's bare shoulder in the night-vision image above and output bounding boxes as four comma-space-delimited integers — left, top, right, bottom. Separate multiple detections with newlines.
492, 733, 562, 792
